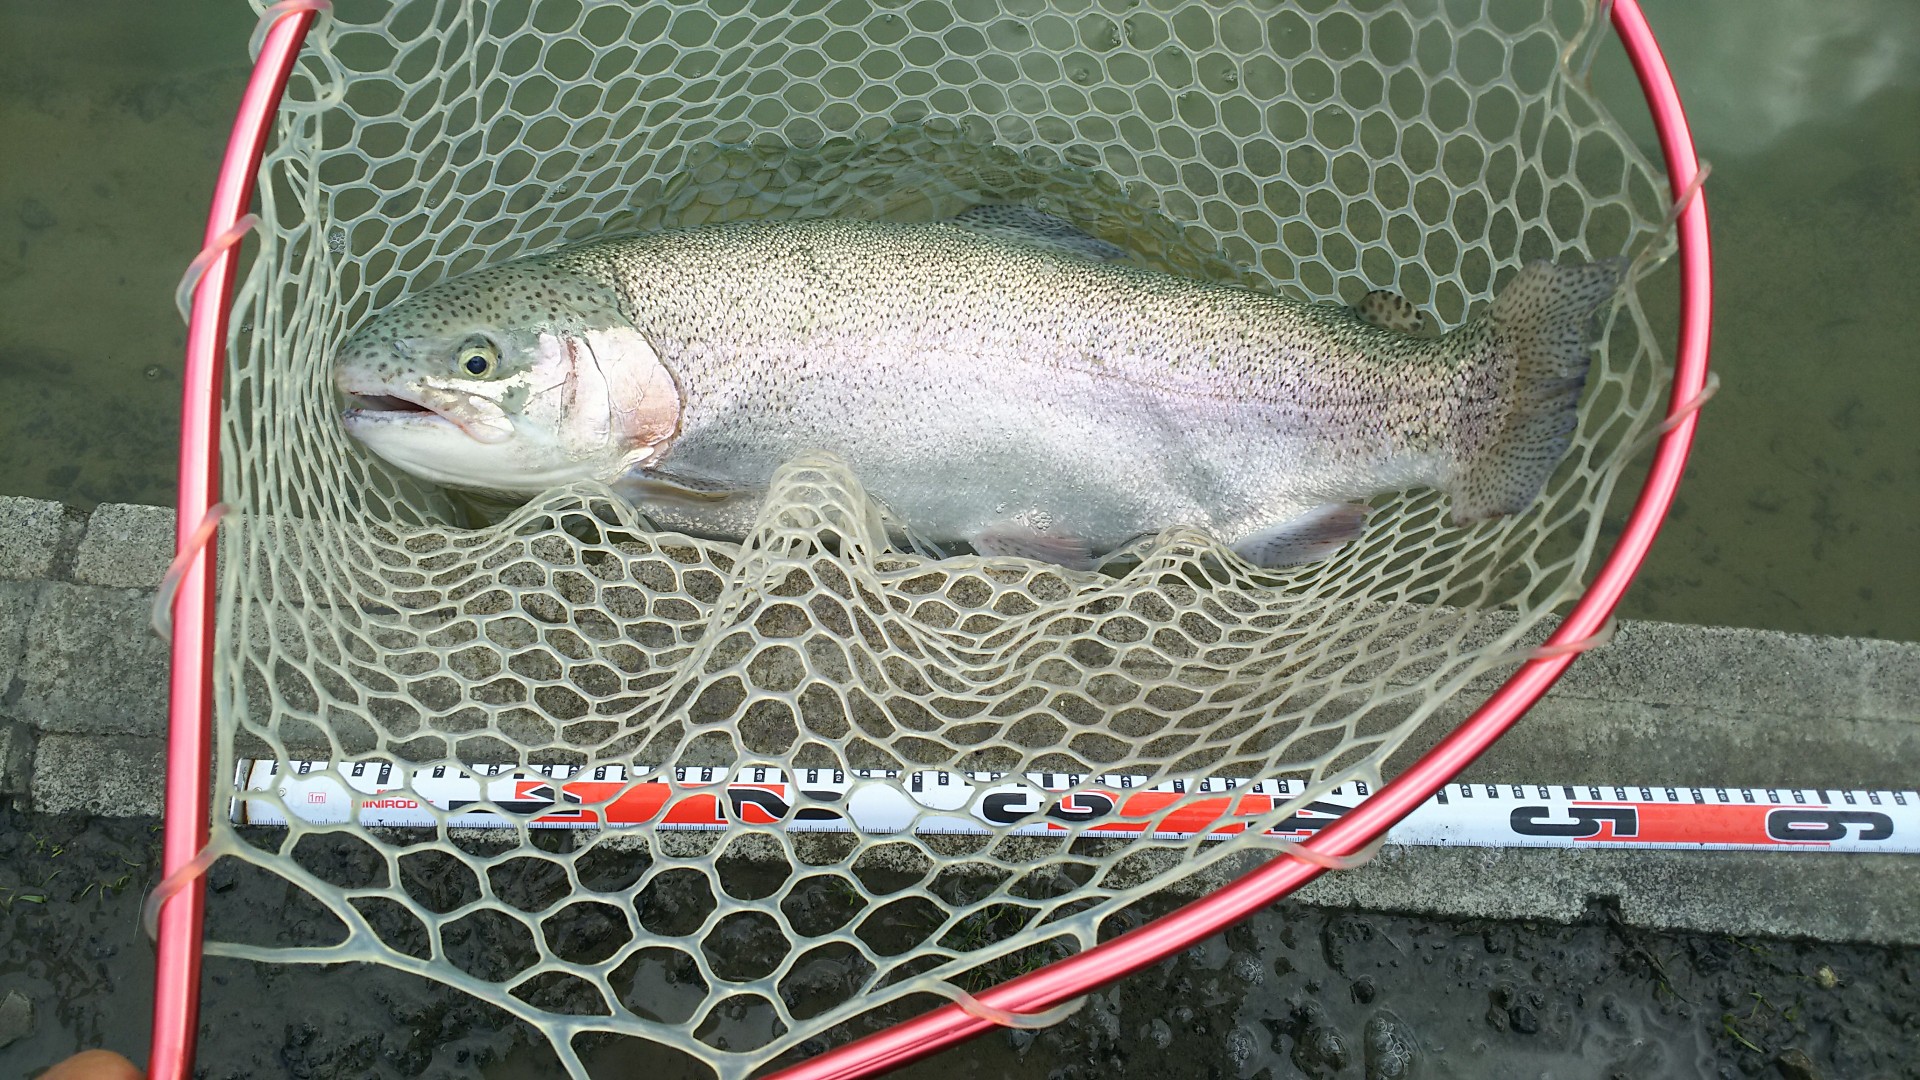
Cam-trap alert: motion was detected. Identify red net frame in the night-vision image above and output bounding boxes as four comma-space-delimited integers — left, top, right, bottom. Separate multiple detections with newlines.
149, 1, 1710, 1074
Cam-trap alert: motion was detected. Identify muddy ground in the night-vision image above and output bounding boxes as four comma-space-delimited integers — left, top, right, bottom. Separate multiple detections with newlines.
0, 805, 1913, 1079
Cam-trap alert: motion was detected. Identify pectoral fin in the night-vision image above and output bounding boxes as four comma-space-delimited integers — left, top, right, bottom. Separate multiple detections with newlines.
613, 470, 760, 511
1232, 503, 1370, 569
971, 525, 1097, 571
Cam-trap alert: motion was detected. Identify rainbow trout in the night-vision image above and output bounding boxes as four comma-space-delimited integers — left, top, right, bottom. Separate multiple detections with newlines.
335, 208, 1622, 568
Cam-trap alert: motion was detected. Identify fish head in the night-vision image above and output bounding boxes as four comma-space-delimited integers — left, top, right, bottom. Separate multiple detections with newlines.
333, 260, 680, 495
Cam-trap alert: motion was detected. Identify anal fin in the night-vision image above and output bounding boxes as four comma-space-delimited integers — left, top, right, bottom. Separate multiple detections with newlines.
971, 525, 1097, 571
1232, 503, 1369, 569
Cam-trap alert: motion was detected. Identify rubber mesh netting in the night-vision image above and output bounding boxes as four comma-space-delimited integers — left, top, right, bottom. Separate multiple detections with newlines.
204, 0, 1675, 1073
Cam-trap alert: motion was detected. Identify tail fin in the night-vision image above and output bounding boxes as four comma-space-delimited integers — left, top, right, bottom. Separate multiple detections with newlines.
1447, 257, 1627, 523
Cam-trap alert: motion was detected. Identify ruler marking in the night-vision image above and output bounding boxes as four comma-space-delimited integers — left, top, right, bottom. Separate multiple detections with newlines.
230, 763, 1920, 854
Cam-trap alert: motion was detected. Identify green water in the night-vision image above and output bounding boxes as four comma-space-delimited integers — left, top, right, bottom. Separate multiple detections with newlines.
1585, 2, 1920, 642
1, 0, 1914, 641
0, 3, 247, 511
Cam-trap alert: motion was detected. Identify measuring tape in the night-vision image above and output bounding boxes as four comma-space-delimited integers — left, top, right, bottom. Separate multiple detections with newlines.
232, 760, 1920, 853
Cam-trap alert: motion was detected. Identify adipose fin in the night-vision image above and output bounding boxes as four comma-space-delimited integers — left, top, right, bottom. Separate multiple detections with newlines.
949, 205, 1129, 263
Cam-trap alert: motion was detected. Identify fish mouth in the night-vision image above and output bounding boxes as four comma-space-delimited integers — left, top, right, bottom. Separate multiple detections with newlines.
342, 390, 454, 430
346, 393, 438, 417
340, 386, 515, 444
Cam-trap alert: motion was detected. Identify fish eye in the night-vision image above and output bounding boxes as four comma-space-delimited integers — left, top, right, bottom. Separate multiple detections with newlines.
457, 340, 497, 377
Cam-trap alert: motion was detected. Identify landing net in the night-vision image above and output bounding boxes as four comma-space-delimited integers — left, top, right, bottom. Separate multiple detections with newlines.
164, 0, 1701, 1076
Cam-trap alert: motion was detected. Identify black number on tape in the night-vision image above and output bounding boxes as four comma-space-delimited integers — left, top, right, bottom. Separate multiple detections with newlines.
1509, 805, 1637, 838
1765, 809, 1894, 843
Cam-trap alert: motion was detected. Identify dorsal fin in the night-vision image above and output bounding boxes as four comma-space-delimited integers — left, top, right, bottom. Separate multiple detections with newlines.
1353, 289, 1429, 334
949, 205, 1129, 262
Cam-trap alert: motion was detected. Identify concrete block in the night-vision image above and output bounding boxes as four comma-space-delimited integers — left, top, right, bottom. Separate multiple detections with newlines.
1554, 620, 1920, 723
0, 496, 83, 581
1442, 614, 1920, 723
29, 733, 165, 816
1289, 844, 1920, 947
1385, 694, 1920, 792
0, 721, 31, 796
15, 584, 167, 738
1521, 697, 1917, 790
0, 581, 38, 705
72, 503, 176, 588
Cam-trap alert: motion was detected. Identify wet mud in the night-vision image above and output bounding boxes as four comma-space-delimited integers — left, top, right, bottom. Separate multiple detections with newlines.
1, 807, 1914, 1079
